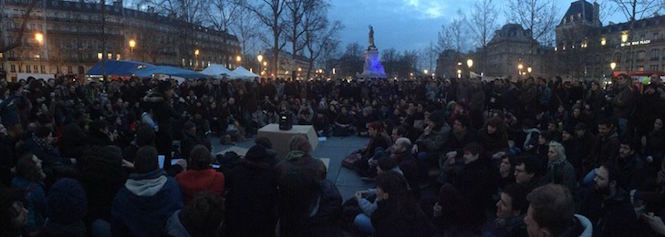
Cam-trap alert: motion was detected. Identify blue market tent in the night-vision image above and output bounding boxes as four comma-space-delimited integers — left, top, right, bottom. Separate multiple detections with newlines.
86, 60, 155, 77
134, 65, 208, 79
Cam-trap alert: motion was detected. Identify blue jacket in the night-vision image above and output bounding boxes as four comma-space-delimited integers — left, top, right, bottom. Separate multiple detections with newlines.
12, 177, 46, 232
111, 170, 183, 237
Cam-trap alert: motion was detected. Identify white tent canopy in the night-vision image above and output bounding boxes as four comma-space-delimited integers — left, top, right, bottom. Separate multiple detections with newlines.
230, 66, 259, 80
201, 64, 232, 78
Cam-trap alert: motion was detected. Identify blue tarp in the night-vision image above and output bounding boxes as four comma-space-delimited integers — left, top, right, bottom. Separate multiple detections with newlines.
86, 60, 155, 77
134, 65, 208, 79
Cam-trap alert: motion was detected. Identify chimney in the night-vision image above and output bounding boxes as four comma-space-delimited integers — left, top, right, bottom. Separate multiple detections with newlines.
593, 1, 601, 26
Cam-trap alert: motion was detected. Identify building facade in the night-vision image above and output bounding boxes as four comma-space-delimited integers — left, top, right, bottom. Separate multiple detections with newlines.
556, 0, 665, 79
0, 0, 241, 81
482, 24, 555, 78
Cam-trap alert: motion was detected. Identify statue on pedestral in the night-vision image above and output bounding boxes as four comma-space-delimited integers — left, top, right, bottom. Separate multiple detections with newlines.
368, 25, 375, 48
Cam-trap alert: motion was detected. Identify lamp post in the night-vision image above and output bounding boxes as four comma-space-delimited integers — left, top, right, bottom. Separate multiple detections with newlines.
194, 49, 200, 69
518, 63, 524, 77
257, 53, 263, 73
35, 33, 44, 45
128, 39, 136, 60
610, 62, 616, 71
466, 59, 473, 69
236, 55, 242, 65
527, 66, 532, 74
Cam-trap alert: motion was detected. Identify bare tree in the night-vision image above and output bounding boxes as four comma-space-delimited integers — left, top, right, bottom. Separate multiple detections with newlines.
302, 0, 341, 79
245, 0, 287, 78
506, 0, 558, 45
449, 12, 466, 53
231, 6, 261, 57
435, 24, 453, 54
204, 0, 239, 32
610, 0, 665, 22
0, 0, 40, 54
468, 0, 498, 48
284, 0, 314, 79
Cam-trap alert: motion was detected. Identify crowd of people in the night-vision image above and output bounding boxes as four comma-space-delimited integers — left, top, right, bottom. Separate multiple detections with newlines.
0, 73, 664, 237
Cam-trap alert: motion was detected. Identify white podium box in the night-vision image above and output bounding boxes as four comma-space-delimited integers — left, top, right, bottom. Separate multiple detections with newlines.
257, 124, 318, 159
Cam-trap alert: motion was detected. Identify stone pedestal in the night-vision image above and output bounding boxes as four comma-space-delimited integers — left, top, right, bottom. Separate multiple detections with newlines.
358, 47, 386, 79
257, 124, 318, 159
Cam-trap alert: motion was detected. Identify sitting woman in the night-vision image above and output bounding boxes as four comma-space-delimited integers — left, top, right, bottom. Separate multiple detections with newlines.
175, 145, 225, 204
333, 107, 354, 136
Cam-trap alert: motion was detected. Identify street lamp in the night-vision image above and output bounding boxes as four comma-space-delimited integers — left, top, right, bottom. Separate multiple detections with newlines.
527, 66, 532, 74
424, 69, 428, 75
257, 53, 263, 72
457, 69, 462, 78
35, 32, 44, 44
466, 59, 473, 69
236, 55, 242, 63
194, 49, 200, 69
518, 63, 524, 76
610, 62, 617, 71
129, 39, 136, 52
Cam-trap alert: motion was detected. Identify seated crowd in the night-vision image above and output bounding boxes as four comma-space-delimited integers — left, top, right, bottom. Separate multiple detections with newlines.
0, 73, 664, 237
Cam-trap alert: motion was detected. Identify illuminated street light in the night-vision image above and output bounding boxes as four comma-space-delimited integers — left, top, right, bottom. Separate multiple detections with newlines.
517, 64, 524, 70
257, 54, 263, 63
527, 67, 532, 73
236, 55, 242, 62
610, 62, 617, 71
466, 59, 473, 69
263, 61, 267, 66
194, 49, 200, 56
129, 39, 136, 51
35, 33, 44, 44
424, 69, 428, 75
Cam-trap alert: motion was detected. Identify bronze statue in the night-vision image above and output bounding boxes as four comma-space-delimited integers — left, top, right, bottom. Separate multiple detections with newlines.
369, 25, 375, 47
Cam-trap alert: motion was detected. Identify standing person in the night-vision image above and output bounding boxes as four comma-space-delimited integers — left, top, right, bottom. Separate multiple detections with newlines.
111, 146, 183, 237
143, 81, 180, 167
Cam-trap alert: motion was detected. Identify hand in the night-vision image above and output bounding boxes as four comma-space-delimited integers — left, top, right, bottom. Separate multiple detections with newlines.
176, 159, 188, 170
121, 159, 134, 169
355, 191, 366, 200
433, 202, 442, 218
642, 213, 665, 235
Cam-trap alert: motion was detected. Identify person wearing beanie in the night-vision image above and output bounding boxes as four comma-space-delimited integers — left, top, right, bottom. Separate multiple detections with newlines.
223, 144, 279, 237
0, 187, 29, 237
111, 146, 183, 237
175, 145, 225, 204
37, 178, 87, 237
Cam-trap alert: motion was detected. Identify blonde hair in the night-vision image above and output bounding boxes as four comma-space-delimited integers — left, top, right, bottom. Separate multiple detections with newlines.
549, 141, 566, 161
289, 135, 312, 155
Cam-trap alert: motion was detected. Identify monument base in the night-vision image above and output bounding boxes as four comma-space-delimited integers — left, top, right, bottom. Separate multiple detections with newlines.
358, 47, 386, 79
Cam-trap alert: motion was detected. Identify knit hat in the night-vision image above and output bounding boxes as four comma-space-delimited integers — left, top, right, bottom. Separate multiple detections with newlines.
245, 145, 268, 162
46, 178, 87, 225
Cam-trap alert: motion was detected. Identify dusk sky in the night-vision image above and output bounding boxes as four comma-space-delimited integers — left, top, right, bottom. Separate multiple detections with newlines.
328, 0, 630, 52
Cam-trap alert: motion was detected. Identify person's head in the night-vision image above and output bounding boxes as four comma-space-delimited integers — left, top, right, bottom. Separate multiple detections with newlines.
514, 156, 538, 184
135, 124, 156, 147
255, 136, 273, 149
524, 184, 576, 237
376, 157, 398, 174
547, 141, 566, 161
574, 123, 587, 137
184, 121, 196, 135
16, 152, 45, 182
462, 142, 483, 164
496, 184, 529, 219
375, 170, 409, 202
538, 131, 552, 145
393, 137, 412, 153
597, 118, 615, 137
618, 137, 636, 159
499, 155, 512, 177
654, 118, 663, 131
391, 126, 407, 142
35, 126, 54, 144
289, 135, 312, 155
0, 187, 27, 232
368, 122, 384, 137
593, 163, 618, 195
180, 192, 225, 237
486, 117, 503, 135
134, 146, 159, 173
453, 116, 469, 134
189, 145, 212, 170
46, 178, 87, 225
157, 80, 174, 98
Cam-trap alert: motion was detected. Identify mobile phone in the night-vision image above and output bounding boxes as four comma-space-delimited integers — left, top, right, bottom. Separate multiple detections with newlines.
211, 163, 221, 169
158, 155, 165, 169
171, 159, 184, 166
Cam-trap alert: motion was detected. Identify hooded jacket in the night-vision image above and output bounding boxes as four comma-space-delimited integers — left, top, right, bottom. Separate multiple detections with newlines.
111, 170, 183, 237
275, 151, 326, 181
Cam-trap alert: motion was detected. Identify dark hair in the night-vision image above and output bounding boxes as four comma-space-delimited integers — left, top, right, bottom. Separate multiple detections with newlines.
392, 126, 408, 137
34, 126, 51, 138
502, 184, 529, 215
134, 146, 158, 173
514, 155, 539, 175
597, 117, 615, 128
600, 161, 619, 183
135, 125, 156, 147
376, 171, 419, 218
16, 153, 43, 182
278, 171, 320, 237
463, 142, 484, 156
189, 145, 212, 170
377, 157, 398, 172
183, 121, 196, 131
454, 116, 470, 128
254, 136, 273, 149
618, 135, 638, 151
180, 192, 225, 237
526, 184, 575, 236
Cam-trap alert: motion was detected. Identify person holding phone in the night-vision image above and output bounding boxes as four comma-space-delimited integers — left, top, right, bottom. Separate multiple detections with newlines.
175, 145, 224, 204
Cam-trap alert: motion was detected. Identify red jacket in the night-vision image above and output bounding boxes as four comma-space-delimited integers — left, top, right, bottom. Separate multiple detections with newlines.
175, 169, 225, 203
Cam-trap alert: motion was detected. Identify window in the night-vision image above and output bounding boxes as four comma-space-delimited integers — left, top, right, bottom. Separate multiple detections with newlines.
10, 64, 16, 72
652, 49, 660, 61
650, 65, 659, 71
26, 65, 31, 73
637, 50, 646, 62
40, 65, 46, 73
33, 65, 38, 72
67, 66, 72, 74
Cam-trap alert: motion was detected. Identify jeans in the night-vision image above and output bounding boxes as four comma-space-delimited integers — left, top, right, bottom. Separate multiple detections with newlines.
353, 214, 375, 234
